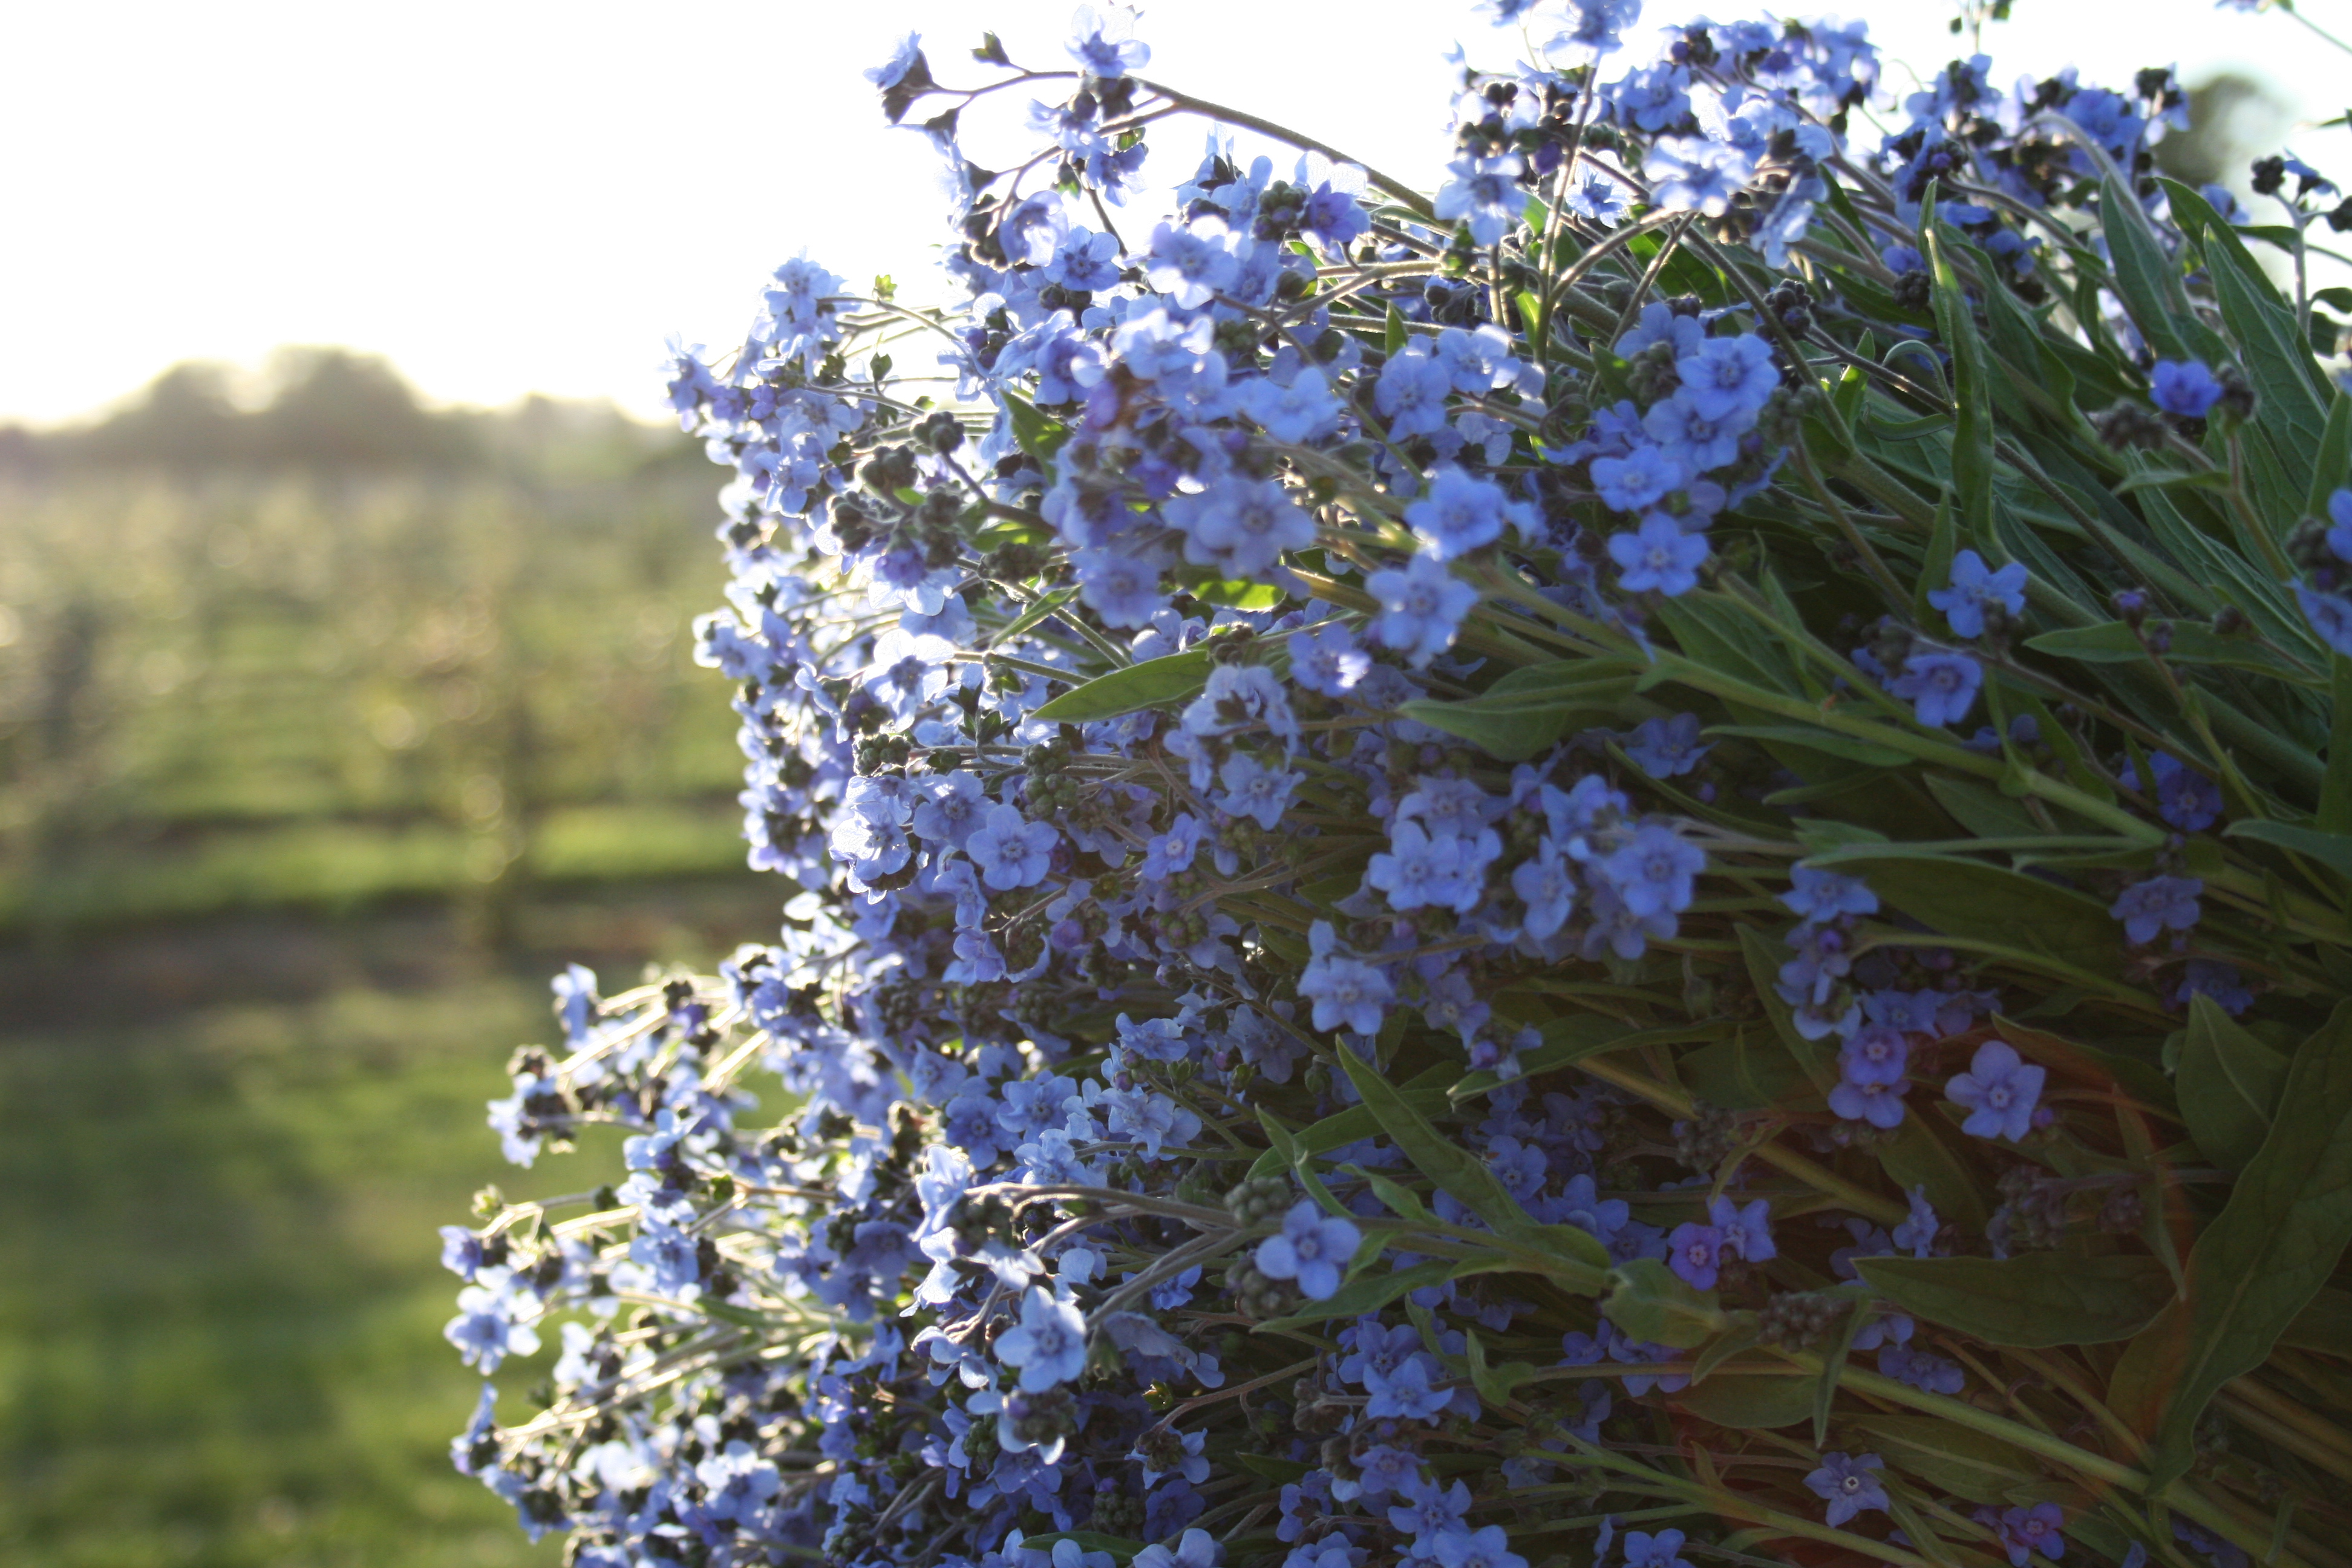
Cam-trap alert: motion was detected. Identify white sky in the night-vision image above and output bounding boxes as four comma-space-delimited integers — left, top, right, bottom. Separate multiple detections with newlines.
4, 0, 2347, 428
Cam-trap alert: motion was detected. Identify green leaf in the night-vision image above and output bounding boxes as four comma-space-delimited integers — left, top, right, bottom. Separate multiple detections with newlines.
1398, 658, 1641, 761
1451, 1013, 1658, 1103
1465, 1330, 1538, 1408
1031, 649, 1210, 722
1829, 855, 2122, 978
2281, 1284, 2352, 1353
1000, 388, 1070, 462
1601, 1257, 1726, 1349
2137, 1001, 2352, 1488
988, 586, 1080, 648
1255, 1258, 1459, 1331
1191, 577, 1287, 610
1675, 1030, 1809, 1112
2025, 619, 2315, 679
1705, 724, 1913, 769
1688, 1315, 1762, 1384
1924, 215, 1995, 540
1734, 925, 1835, 1093
2112, 466, 2231, 497
2177, 995, 2290, 1174
1338, 1050, 1612, 1285
1340, 1049, 1528, 1235
1244, 1065, 1454, 1179
1855, 1252, 2172, 1347
2223, 818, 2352, 880
1671, 1371, 1816, 1430
1844, 1416, 2041, 1504
1877, 1113, 1990, 1233
1913, 487, 1958, 631
1385, 302, 1408, 361
1814, 1295, 1872, 1445
2099, 175, 2197, 362
2324, 656, 2352, 834
2307, 387, 2352, 518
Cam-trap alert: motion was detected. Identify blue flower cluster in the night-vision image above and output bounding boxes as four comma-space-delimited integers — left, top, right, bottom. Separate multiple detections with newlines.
436, 6, 2344, 1568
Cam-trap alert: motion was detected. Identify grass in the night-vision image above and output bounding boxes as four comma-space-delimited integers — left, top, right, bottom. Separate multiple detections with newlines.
0, 960, 660, 1567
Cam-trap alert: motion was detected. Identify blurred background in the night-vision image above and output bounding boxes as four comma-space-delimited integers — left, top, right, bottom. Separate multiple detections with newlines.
0, 1, 2340, 1564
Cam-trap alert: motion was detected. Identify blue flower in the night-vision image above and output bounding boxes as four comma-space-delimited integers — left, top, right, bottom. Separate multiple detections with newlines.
1408, 466, 1526, 560
2151, 359, 2224, 418
1145, 216, 1239, 309
1611, 62, 1693, 132
2327, 488, 2352, 563
966, 803, 1058, 890
1805, 1452, 1889, 1526
1215, 752, 1302, 829
1166, 473, 1315, 580
1675, 335, 1782, 422
1996, 1502, 2067, 1566
1289, 620, 1370, 696
1927, 549, 2030, 639
1782, 864, 1879, 922
1376, 345, 1457, 438
1074, 545, 1169, 629
996, 1287, 1088, 1391
1945, 1040, 2047, 1142
1367, 552, 1478, 667
1256, 1200, 1361, 1300
1590, 444, 1687, 514
2122, 750, 2224, 832
445, 1280, 541, 1372
1241, 367, 1343, 444
1552, 0, 1641, 56
1889, 649, 1982, 728
1709, 1195, 1775, 1261
1510, 843, 1578, 938
863, 31, 925, 89
1368, 820, 1481, 912
1892, 1187, 1940, 1258
1642, 388, 1752, 472
1364, 1351, 1453, 1420
2293, 583, 2352, 656
1434, 152, 1527, 246
1182, 663, 1298, 743
1667, 1220, 1727, 1289
1607, 515, 1710, 596
2110, 874, 2203, 944
1432, 1524, 1527, 1568
1624, 713, 1711, 777
1300, 923, 1394, 1034
1067, 4, 1149, 78
1598, 822, 1706, 919
2171, 958, 2254, 1016
1621, 1527, 1695, 1568
1828, 1073, 1908, 1129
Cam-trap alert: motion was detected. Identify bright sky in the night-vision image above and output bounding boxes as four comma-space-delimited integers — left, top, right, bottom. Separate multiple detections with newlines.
4, 0, 2347, 428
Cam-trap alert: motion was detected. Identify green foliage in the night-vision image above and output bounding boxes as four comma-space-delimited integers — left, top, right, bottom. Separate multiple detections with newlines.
0, 973, 578, 1567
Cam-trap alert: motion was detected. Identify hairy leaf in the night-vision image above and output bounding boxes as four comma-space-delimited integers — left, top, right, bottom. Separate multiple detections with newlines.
1031, 648, 1210, 721
2135, 1003, 2352, 1487
1854, 1252, 2171, 1347
2178, 995, 2289, 1174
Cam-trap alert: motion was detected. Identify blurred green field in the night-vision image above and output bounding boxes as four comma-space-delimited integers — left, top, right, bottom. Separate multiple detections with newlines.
0, 461, 752, 935
0, 383, 787, 1564
0, 886, 786, 1568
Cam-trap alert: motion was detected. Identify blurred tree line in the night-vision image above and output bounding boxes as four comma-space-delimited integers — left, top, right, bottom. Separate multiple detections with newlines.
0, 347, 701, 483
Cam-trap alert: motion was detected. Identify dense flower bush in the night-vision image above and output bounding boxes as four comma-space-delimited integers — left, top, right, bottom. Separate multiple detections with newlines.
442, 5, 2352, 1567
